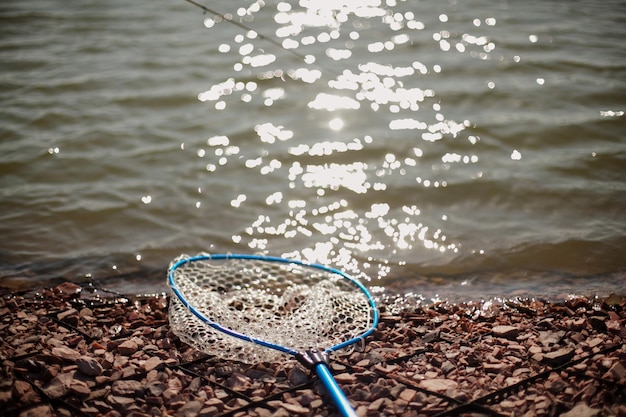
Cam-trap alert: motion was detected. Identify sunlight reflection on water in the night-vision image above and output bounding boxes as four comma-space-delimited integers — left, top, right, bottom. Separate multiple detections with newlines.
192, 0, 511, 280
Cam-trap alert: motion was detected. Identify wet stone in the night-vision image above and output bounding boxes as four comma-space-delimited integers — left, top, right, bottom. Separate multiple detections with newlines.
55, 282, 82, 296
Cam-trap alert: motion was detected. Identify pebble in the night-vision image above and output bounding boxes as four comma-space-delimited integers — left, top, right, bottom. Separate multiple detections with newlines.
561, 403, 601, 417
54, 282, 82, 296
41, 376, 66, 399
76, 355, 103, 376
588, 316, 607, 331
108, 394, 135, 407
603, 361, 625, 382
368, 397, 386, 411
370, 383, 391, 400
146, 381, 166, 396
117, 340, 139, 356
225, 373, 249, 389
542, 348, 575, 366
51, 346, 81, 362
143, 356, 163, 372
333, 372, 358, 383
483, 362, 510, 374
440, 360, 455, 374
18, 404, 54, 417
111, 379, 144, 396
546, 377, 568, 394
57, 308, 79, 322
281, 402, 310, 415
287, 365, 309, 386
69, 379, 91, 396
176, 400, 204, 417
12, 380, 32, 398
398, 388, 417, 402
418, 378, 458, 392
492, 325, 519, 339
198, 406, 220, 417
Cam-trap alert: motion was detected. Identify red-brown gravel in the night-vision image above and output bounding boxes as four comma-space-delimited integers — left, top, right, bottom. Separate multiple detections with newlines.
1, 283, 624, 417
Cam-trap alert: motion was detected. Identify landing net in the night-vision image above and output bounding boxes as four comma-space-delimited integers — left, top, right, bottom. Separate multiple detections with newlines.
167, 253, 378, 364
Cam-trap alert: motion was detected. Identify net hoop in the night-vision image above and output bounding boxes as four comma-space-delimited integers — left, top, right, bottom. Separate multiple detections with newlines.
167, 253, 379, 359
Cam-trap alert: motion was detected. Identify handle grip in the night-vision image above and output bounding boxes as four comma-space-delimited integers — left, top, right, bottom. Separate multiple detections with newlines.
314, 363, 358, 417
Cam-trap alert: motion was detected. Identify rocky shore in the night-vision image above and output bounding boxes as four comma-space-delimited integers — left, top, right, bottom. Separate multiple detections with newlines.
1, 282, 625, 417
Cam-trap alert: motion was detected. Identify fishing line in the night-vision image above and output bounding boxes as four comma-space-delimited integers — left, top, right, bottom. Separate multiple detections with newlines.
184, 0, 312, 63
182, 0, 343, 77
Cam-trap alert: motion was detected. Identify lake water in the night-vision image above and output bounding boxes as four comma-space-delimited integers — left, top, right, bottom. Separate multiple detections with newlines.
1, 0, 625, 299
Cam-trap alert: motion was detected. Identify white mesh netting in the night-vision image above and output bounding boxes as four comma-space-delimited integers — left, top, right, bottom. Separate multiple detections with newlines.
168, 254, 375, 364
